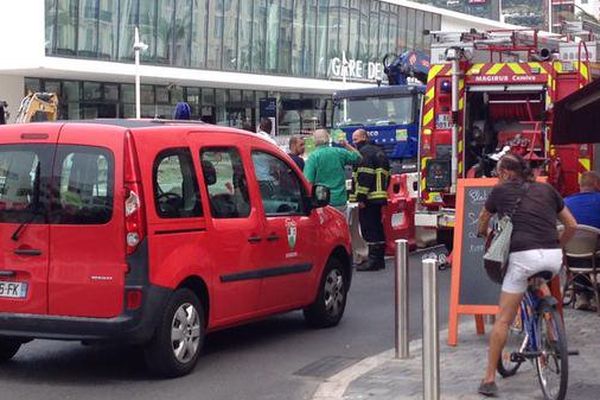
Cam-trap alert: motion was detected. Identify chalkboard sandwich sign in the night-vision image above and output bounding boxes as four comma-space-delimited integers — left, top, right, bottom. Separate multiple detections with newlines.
448, 178, 501, 346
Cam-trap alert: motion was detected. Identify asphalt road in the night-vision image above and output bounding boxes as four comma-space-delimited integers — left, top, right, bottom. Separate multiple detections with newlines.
0, 254, 452, 400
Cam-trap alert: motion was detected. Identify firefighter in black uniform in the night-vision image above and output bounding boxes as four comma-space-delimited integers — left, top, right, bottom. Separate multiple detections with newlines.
350, 129, 391, 271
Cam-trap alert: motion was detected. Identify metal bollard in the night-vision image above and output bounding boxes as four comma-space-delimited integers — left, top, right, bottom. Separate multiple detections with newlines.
394, 239, 409, 359
422, 258, 440, 400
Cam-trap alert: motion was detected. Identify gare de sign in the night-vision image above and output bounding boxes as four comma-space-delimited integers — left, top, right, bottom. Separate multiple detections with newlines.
329, 56, 385, 81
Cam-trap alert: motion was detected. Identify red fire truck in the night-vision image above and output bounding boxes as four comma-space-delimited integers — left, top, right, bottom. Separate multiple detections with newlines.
415, 25, 598, 245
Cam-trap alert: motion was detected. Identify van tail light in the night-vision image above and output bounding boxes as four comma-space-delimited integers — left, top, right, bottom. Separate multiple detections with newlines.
124, 132, 146, 255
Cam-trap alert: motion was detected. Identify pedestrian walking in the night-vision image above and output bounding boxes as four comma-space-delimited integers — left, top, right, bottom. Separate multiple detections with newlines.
476, 153, 577, 397
349, 129, 391, 271
304, 129, 361, 214
288, 135, 305, 171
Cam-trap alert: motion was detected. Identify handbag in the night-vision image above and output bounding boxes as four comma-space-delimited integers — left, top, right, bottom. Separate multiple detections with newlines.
483, 183, 528, 284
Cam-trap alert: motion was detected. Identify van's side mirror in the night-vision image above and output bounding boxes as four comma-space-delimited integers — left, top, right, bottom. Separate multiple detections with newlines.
311, 184, 330, 208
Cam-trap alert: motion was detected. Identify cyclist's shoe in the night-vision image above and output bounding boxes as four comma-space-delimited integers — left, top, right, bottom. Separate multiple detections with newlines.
478, 380, 498, 397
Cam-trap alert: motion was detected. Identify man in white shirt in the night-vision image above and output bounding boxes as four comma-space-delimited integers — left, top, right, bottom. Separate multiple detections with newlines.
256, 118, 277, 145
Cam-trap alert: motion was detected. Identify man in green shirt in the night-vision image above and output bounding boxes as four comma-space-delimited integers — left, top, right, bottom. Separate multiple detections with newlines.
304, 129, 361, 213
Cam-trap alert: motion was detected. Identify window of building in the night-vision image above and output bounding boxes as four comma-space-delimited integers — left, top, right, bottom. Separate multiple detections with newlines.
378, 2, 390, 59
398, 6, 408, 53
266, 0, 281, 72
98, 0, 118, 60
78, 0, 98, 57
251, 151, 305, 216
173, 0, 192, 67
153, 148, 202, 219
117, 0, 137, 61
369, 0, 379, 62
201, 147, 250, 219
252, 0, 267, 72
303, 0, 317, 76
223, 0, 239, 70
316, 0, 329, 77
138, 0, 157, 62
46, 0, 58, 54
292, 0, 306, 76
406, 7, 416, 50
339, 0, 350, 59
191, 0, 208, 68
358, 0, 369, 60
328, 0, 340, 63
207, 0, 224, 69
348, 0, 360, 60
279, 0, 293, 74
56, 0, 78, 55
389, 5, 399, 55
238, 0, 253, 72
156, 0, 174, 64
415, 10, 425, 52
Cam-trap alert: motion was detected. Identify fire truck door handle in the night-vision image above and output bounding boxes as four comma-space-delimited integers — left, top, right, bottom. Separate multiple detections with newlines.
247, 236, 262, 244
266, 233, 280, 242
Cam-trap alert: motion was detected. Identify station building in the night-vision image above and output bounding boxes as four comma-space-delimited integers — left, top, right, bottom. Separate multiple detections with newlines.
1, 0, 517, 134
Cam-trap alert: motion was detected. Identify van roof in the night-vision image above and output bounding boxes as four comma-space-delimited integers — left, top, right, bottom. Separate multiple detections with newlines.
63, 118, 208, 129
4, 119, 279, 145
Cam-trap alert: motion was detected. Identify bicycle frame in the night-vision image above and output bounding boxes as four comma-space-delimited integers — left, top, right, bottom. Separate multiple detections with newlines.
513, 288, 543, 361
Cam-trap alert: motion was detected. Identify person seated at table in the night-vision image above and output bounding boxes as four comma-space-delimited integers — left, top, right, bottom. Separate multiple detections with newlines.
564, 171, 600, 311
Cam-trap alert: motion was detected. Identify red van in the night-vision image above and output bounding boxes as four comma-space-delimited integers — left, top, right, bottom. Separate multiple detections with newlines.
0, 120, 352, 377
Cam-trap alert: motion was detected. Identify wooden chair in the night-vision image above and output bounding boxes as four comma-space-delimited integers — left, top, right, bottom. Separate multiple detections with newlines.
561, 224, 600, 314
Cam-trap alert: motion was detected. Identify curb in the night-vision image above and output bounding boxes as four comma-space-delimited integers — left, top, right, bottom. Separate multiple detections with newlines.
311, 337, 428, 400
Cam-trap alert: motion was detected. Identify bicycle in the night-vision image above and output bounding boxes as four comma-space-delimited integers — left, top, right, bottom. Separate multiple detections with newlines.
497, 271, 570, 400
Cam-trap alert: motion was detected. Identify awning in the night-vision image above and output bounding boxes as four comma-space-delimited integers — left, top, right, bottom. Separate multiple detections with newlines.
552, 78, 600, 144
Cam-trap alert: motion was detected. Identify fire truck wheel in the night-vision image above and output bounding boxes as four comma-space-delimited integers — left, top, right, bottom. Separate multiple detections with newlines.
144, 288, 205, 378
303, 257, 348, 328
0, 337, 22, 363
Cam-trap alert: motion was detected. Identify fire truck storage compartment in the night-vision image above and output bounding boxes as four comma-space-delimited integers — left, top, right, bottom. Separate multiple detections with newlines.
464, 85, 547, 175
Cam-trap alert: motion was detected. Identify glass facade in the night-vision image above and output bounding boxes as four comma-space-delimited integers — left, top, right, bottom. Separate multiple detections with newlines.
24, 77, 330, 135
45, 0, 441, 80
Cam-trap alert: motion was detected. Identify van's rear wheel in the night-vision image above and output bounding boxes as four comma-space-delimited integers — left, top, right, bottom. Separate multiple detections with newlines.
303, 257, 348, 328
0, 338, 22, 363
144, 288, 205, 378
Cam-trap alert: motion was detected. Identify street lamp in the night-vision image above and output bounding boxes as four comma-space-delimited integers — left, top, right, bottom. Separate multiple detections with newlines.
133, 26, 148, 120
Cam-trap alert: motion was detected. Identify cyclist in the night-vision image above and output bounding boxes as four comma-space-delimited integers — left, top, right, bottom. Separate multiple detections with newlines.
476, 153, 577, 397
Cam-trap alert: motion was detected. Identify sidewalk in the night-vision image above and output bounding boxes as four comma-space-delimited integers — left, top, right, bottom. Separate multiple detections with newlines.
314, 309, 600, 399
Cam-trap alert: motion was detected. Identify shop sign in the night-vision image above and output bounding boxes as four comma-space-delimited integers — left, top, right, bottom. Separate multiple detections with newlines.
329, 56, 384, 81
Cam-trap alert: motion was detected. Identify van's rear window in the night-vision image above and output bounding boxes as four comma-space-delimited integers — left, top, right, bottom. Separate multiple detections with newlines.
0, 144, 114, 224
0, 145, 50, 223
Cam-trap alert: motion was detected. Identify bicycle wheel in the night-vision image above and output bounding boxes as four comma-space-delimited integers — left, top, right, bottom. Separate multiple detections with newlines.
497, 311, 526, 377
535, 300, 568, 400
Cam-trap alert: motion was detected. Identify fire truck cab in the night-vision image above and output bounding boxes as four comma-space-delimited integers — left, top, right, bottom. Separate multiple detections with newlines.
416, 25, 598, 245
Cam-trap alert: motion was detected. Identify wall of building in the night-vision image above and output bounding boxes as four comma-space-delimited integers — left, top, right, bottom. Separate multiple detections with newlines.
0, 75, 26, 124
44, 0, 442, 83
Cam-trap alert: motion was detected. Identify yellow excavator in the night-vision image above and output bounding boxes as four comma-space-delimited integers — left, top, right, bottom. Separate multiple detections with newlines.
15, 92, 59, 123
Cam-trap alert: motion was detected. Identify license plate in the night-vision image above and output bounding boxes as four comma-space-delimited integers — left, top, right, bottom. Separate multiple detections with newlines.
0, 280, 28, 299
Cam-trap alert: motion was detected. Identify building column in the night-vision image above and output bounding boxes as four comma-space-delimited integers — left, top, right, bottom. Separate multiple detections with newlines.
0, 75, 25, 124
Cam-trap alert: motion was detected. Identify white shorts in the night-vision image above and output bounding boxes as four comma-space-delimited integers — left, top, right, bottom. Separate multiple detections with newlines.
502, 249, 563, 294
